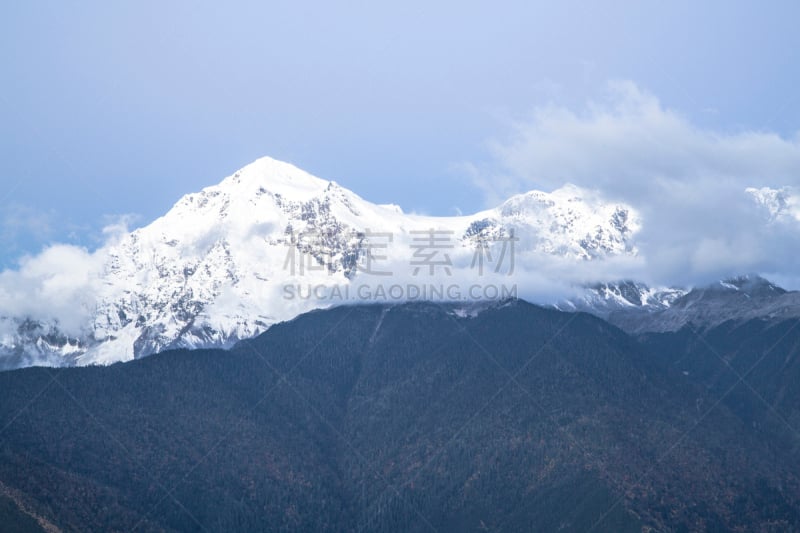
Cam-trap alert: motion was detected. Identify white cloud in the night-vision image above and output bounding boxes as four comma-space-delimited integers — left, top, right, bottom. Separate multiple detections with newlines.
476, 81, 800, 287
0, 244, 106, 334
0, 209, 149, 335
100, 213, 141, 246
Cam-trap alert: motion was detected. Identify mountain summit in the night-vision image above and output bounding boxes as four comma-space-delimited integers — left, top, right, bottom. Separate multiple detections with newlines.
0, 157, 642, 368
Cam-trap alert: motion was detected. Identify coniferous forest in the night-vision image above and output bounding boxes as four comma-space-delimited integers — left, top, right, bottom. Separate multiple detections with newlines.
1, 302, 800, 531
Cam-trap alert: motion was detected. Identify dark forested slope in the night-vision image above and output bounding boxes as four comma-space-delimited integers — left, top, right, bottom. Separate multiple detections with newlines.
0, 302, 798, 532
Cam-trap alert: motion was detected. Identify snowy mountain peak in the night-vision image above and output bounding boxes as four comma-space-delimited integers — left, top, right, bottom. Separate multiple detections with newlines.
220, 156, 331, 198
1, 156, 645, 369
557, 280, 686, 316
747, 186, 800, 222
711, 274, 787, 297
498, 185, 640, 258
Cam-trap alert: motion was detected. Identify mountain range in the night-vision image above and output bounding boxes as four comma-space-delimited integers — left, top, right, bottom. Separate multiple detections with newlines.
1, 157, 643, 368
3, 157, 800, 531
2, 156, 798, 370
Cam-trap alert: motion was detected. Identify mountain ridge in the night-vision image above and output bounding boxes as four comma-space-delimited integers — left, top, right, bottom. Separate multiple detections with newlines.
2, 157, 798, 369
0, 157, 642, 369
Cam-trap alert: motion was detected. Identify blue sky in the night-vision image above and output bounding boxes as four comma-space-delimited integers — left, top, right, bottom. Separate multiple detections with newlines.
2, 1, 800, 270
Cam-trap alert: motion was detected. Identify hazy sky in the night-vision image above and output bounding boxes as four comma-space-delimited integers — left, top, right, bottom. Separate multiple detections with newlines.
2, 1, 800, 270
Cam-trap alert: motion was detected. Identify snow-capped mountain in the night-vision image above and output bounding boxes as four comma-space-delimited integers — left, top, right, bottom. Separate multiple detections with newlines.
604, 274, 800, 334
554, 273, 800, 334
747, 186, 800, 223
0, 157, 642, 368
555, 280, 687, 316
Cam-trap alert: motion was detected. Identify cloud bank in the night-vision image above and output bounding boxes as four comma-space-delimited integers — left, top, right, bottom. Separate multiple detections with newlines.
0, 214, 138, 336
476, 81, 800, 287
0, 244, 104, 335
3, 80, 800, 341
